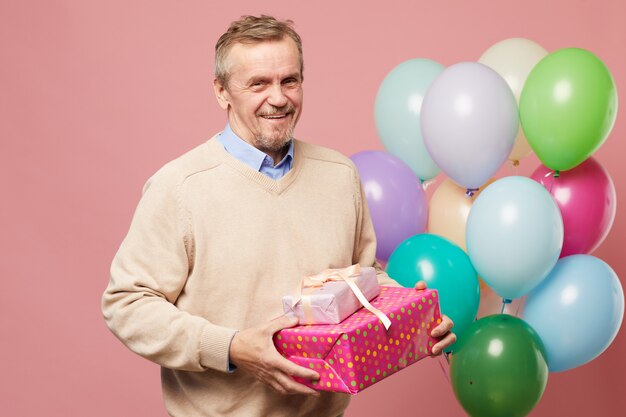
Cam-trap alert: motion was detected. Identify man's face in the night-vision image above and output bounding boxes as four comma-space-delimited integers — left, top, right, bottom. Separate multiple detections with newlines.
214, 38, 303, 154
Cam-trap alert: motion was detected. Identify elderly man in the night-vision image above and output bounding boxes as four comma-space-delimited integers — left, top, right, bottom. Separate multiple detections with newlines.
102, 15, 455, 417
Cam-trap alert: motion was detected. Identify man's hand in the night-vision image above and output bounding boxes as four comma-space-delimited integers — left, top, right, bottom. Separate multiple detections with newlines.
229, 314, 320, 396
415, 280, 456, 355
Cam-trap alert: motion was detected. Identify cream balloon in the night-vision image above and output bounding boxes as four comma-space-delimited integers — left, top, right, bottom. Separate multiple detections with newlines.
479, 38, 548, 163
427, 178, 492, 251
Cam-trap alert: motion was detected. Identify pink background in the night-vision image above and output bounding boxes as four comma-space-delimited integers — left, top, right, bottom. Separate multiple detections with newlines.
2, 1, 624, 416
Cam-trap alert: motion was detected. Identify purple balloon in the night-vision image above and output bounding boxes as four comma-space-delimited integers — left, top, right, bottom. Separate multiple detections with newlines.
351, 151, 427, 260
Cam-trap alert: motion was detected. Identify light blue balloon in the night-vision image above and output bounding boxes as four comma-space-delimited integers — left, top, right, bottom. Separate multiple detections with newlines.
374, 59, 444, 181
523, 255, 624, 372
466, 176, 563, 299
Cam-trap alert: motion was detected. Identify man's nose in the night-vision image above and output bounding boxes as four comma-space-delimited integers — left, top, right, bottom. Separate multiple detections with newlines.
267, 83, 288, 108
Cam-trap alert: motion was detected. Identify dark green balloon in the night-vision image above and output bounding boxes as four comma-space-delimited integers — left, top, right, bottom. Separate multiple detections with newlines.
450, 315, 549, 417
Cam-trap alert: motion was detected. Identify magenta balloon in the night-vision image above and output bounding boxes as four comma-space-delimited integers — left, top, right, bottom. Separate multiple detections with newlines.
351, 151, 428, 260
531, 158, 616, 257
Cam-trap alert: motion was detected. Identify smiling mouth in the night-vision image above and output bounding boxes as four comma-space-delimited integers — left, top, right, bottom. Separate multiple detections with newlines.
260, 113, 291, 120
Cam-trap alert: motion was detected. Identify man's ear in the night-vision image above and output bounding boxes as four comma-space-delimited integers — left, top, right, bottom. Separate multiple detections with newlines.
213, 78, 230, 110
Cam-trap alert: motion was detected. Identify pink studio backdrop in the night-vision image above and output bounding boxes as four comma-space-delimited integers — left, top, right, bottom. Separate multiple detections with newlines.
2, 1, 624, 416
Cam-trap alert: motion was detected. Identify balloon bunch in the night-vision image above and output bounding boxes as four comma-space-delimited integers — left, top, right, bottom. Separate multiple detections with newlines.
352, 38, 624, 417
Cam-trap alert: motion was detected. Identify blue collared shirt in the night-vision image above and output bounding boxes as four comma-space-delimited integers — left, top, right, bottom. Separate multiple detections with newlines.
217, 123, 294, 179
217, 124, 294, 372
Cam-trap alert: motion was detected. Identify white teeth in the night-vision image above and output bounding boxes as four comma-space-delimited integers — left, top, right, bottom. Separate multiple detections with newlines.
262, 115, 285, 119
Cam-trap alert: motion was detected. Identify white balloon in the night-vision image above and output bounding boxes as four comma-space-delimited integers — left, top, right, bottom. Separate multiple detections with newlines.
479, 38, 548, 162
421, 62, 518, 190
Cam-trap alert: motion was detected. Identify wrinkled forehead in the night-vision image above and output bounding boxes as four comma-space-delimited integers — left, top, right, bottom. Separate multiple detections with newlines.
224, 38, 303, 78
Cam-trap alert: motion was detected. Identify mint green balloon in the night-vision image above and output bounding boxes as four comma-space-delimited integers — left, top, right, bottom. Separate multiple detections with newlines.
520, 48, 618, 171
375, 59, 444, 180
386, 234, 479, 351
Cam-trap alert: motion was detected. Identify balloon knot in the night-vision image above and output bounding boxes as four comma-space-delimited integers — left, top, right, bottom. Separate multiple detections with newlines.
553, 170, 560, 178
465, 188, 479, 197
512, 160, 520, 167
422, 178, 436, 191
502, 298, 512, 304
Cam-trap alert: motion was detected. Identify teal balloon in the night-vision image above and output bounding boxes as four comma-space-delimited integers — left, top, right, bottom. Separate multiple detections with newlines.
375, 59, 444, 180
386, 234, 480, 351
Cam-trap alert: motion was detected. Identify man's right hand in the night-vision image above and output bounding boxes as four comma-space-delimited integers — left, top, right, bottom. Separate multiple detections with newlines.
229, 314, 320, 396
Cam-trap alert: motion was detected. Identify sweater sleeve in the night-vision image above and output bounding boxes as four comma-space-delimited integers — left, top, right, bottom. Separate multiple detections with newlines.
101, 170, 237, 373
350, 165, 400, 287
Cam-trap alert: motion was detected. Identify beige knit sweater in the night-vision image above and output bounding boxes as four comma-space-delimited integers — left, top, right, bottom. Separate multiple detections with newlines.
102, 136, 397, 417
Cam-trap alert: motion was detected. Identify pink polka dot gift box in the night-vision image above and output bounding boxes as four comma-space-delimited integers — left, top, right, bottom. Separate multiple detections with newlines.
273, 286, 442, 394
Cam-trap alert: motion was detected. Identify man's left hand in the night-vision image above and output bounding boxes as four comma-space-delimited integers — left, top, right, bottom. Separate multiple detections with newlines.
415, 280, 456, 355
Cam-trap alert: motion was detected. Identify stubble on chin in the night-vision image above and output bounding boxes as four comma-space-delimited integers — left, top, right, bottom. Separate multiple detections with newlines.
255, 125, 294, 154
254, 102, 298, 152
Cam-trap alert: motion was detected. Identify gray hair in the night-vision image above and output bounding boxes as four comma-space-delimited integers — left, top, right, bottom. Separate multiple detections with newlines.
214, 15, 303, 88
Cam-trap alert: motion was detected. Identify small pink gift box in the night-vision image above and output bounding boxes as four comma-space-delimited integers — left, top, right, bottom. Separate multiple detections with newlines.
274, 286, 442, 394
282, 266, 380, 325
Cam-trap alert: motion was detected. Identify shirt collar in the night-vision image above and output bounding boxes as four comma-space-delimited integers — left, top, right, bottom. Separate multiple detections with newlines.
218, 123, 294, 171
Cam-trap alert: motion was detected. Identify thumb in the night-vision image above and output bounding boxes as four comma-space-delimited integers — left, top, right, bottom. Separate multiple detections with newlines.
268, 313, 300, 333
415, 280, 428, 291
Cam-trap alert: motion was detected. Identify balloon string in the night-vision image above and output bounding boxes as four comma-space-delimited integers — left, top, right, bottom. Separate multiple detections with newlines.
437, 353, 451, 384
511, 160, 520, 175
542, 170, 556, 193
514, 298, 524, 317
500, 298, 512, 314
422, 178, 436, 191
541, 171, 552, 192
465, 187, 479, 197
550, 170, 560, 193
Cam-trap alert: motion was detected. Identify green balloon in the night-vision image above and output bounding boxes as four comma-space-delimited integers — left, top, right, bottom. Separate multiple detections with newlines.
520, 48, 617, 171
386, 234, 479, 352
450, 315, 549, 417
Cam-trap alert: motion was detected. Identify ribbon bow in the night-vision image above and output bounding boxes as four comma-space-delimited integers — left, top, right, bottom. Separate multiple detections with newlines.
292, 264, 392, 330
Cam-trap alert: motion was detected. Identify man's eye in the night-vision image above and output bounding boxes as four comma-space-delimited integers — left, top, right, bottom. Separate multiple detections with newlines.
283, 78, 300, 87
